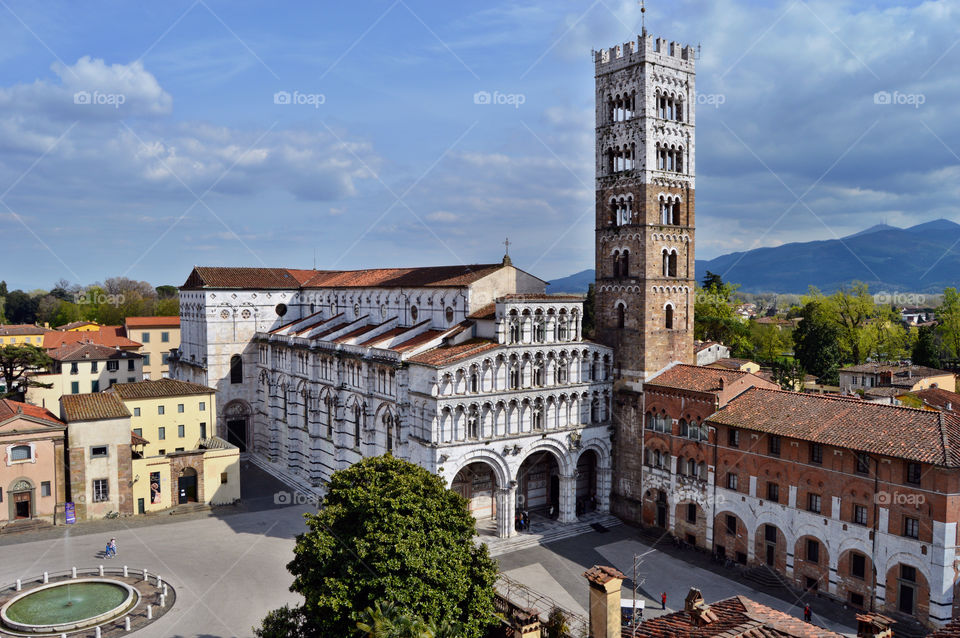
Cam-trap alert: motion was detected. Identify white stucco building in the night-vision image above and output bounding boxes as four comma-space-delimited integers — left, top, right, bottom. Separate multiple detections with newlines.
170, 258, 614, 537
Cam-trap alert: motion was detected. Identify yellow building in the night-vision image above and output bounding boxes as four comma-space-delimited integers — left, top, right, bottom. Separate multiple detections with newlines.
107, 378, 239, 513
27, 343, 145, 410
123, 317, 180, 380
0, 324, 51, 347
59, 321, 101, 332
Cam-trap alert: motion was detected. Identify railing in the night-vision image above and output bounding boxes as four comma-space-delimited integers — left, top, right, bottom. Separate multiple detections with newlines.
496, 574, 588, 638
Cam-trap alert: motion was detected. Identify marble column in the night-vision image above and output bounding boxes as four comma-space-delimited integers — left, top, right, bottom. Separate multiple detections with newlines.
559, 474, 577, 523
496, 486, 517, 538
598, 468, 612, 513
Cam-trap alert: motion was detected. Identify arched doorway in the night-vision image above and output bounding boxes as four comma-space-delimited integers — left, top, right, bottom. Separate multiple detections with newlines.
576, 450, 598, 515
8, 479, 34, 520
452, 462, 497, 523
223, 400, 251, 452
178, 468, 198, 504
518, 451, 560, 516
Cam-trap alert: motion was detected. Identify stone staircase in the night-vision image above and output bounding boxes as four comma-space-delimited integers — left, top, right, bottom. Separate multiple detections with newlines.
0, 519, 53, 535
744, 566, 791, 591
889, 612, 929, 638
481, 512, 623, 557
244, 453, 325, 504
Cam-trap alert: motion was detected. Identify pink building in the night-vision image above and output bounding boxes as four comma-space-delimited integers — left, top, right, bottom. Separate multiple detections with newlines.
0, 399, 66, 528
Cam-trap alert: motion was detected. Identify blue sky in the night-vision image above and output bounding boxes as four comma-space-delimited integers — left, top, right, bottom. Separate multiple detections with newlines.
0, 0, 957, 290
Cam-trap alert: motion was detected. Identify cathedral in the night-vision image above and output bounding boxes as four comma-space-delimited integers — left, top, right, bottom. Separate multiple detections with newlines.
170, 30, 698, 540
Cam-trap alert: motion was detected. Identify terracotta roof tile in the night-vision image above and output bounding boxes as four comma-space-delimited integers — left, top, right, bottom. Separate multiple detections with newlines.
183, 264, 508, 290
930, 617, 960, 637
467, 302, 496, 320
0, 399, 64, 426
709, 387, 960, 466
123, 316, 180, 328
0, 324, 52, 336
392, 330, 445, 353
61, 393, 131, 422
841, 362, 953, 378
407, 339, 500, 366
110, 378, 214, 400
44, 327, 141, 350
46, 342, 144, 362
646, 364, 754, 394
912, 387, 960, 413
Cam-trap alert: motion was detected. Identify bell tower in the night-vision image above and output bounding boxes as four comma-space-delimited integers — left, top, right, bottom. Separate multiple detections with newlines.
593, 32, 696, 388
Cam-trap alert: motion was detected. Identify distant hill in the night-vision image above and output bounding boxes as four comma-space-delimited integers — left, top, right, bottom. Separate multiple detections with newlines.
547, 219, 960, 294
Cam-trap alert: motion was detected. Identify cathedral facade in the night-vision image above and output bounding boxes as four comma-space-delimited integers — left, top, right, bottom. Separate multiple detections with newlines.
171, 260, 614, 538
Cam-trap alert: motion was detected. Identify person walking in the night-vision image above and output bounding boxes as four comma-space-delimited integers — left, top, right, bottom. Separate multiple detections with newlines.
661, 591, 667, 610
109, 538, 117, 557
803, 603, 811, 622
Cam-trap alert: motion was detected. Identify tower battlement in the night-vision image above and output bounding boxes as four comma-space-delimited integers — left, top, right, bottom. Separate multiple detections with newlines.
594, 34, 695, 71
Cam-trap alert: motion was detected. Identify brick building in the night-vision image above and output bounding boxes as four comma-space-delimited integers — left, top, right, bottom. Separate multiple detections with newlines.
637, 365, 960, 627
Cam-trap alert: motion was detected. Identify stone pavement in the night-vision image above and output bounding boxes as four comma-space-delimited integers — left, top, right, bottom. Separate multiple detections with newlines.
495, 525, 861, 637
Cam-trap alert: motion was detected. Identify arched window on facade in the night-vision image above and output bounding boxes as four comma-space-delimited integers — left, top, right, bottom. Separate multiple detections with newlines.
621, 250, 629, 277
556, 361, 568, 384
533, 358, 544, 387
534, 319, 545, 342
385, 413, 395, 452
668, 252, 677, 278
591, 398, 600, 423
467, 408, 479, 439
230, 355, 243, 384
532, 401, 544, 431
10, 445, 31, 461
353, 404, 362, 448
324, 396, 334, 438
509, 363, 520, 390
617, 303, 626, 329
665, 304, 674, 330
612, 250, 621, 278
470, 367, 479, 393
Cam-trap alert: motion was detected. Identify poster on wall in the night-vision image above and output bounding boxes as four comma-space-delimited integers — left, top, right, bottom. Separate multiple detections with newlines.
150, 472, 161, 504
64, 502, 76, 524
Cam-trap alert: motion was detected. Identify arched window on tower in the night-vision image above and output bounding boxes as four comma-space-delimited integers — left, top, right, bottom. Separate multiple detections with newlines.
353, 404, 362, 448
612, 250, 621, 278
672, 199, 681, 225
230, 355, 243, 384
665, 304, 675, 330
668, 252, 678, 278
676, 99, 684, 122
617, 303, 626, 329
662, 250, 670, 277
621, 250, 630, 277
676, 148, 684, 173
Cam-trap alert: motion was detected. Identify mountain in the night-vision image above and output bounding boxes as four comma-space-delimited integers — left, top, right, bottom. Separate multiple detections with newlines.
547, 219, 960, 294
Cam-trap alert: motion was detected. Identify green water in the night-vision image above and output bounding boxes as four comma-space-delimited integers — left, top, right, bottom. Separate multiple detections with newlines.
5, 582, 128, 625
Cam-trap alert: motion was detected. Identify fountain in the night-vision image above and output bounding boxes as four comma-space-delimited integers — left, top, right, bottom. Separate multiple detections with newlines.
0, 579, 138, 634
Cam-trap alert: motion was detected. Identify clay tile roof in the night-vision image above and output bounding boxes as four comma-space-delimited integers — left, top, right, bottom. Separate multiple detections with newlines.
646, 364, 751, 394
44, 327, 141, 350
132, 431, 150, 446
59, 321, 99, 330
624, 594, 845, 637
392, 330, 445, 353
46, 341, 144, 362
0, 399, 64, 427
406, 339, 500, 366
497, 293, 582, 302
61, 393, 131, 422
930, 617, 960, 637
182, 263, 513, 290
583, 565, 625, 585
695, 341, 720, 352
124, 316, 180, 328
468, 302, 497, 320
0, 324, 52, 336
110, 378, 214, 400
841, 362, 953, 378
912, 387, 960, 413
708, 386, 960, 466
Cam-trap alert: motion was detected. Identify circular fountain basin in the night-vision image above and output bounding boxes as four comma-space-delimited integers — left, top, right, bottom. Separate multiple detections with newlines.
0, 578, 138, 634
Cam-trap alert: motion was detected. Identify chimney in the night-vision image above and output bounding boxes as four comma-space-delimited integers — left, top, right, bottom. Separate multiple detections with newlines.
856, 612, 895, 638
583, 565, 625, 638
684, 588, 716, 627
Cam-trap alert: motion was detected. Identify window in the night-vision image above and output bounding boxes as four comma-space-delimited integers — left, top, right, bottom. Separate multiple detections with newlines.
855, 453, 870, 474
901, 565, 916, 582
143, 354, 151, 366
70, 362, 79, 374
767, 482, 779, 503
177, 425, 185, 438
127, 377, 135, 383
10, 445, 31, 462
109, 379, 116, 388
141, 332, 150, 343
127, 359, 135, 371
230, 355, 243, 384
849, 592, 864, 608
275, 303, 287, 317
808, 493, 822, 514
200, 422, 207, 439
854, 504, 868, 526
158, 427, 166, 440
71, 381, 80, 394
768, 435, 781, 456
91, 361, 98, 373
41, 481, 51, 497
664, 304, 674, 330
617, 303, 626, 329
199, 401, 206, 411
133, 407, 141, 417
158, 405, 165, 415
903, 517, 919, 539
158, 449, 166, 455
133, 428, 142, 437
726, 473, 738, 491
410, 306, 418, 322
161, 353, 169, 365
445, 307, 454, 323
765, 524, 777, 543
725, 514, 737, 535
90, 446, 108, 458
905, 462, 922, 485
161, 332, 170, 343
93, 479, 109, 503
728, 428, 739, 448
177, 403, 185, 413
107, 360, 119, 372
91, 380, 100, 393
809, 443, 822, 464
851, 552, 866, 579
221, 472, 228, 484
806, 539, 819, 564
686, 503, 696, 524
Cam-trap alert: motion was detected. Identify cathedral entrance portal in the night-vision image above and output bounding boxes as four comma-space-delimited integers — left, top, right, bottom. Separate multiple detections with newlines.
452, 462, 496, 522
518, 451, 560, 515
223, 400, 251, 452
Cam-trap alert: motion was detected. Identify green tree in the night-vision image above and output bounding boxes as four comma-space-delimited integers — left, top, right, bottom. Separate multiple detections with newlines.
771, 358, 805, 391
155, 285, 179, 299
544, 607, 572, 638
701, 271, 724, 291
824, 283, 875, 364
938, 288, 960, 360
867, 305, 911, 362
912, 325, 941, 369
793, 300, 842, 384
581, 284, 595, 339
0, 345, 53, 402
4, 290, 39, 324
749, 322, 790, 364
694, 282, 750, 353
256, 456, 498, 638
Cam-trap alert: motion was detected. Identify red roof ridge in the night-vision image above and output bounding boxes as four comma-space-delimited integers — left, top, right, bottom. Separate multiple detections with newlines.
747, 385, 945, 415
